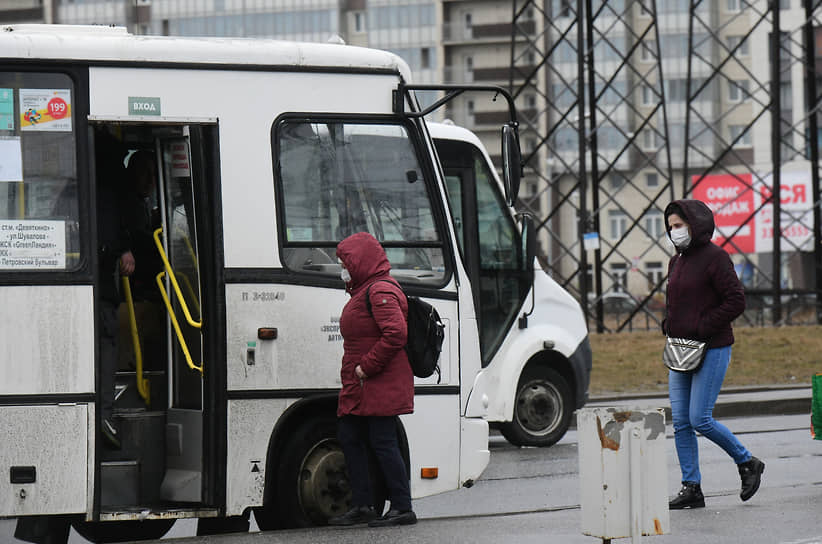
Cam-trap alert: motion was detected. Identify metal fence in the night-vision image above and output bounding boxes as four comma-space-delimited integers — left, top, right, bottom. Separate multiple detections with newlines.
511, 0, 822, 332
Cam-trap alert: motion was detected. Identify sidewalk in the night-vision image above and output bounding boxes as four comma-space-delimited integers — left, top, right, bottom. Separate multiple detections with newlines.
585, 384, 812, 421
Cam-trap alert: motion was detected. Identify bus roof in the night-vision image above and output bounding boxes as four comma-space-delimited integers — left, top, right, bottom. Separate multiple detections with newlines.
0, 24, 412, 78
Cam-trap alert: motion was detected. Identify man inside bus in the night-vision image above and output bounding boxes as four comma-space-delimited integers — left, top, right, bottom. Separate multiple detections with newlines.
97, 143, 158, 449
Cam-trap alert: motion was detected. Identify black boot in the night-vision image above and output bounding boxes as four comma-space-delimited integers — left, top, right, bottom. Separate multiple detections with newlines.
669, 482, 705, 510
368, 508, 417, 527
328, 506, 378, 526
738, 456, 765, 501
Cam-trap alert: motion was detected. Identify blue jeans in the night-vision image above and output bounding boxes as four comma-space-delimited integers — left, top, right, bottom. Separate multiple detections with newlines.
669, 345, 751, 484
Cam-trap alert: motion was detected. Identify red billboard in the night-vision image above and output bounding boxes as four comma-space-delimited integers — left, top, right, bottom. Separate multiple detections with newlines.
691, 173, 755, 254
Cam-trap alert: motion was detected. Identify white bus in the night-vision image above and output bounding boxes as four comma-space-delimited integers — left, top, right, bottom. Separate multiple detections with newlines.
429, 122, 591, 448
0, 25, 530, 543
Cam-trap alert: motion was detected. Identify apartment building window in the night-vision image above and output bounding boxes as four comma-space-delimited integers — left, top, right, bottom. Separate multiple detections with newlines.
727, 35, 749, 56
666, 78, 690, 102
726, 0, 741, 11
609, 173, 625, 190
644, 210, 664, 239
465, 56, 473, 72
354, 12, 365, 33
641, 128, 659, 150
609, 209, 628, 240
609, 263, 628, 292
464, 13, 472, 29
646, 172, 659, 187
466, 100, 475, 120
642, 84, 656, 106
554, 0, 573, 17
421, 47, 431, 69
728, 79, 750, 102
645, 261, 664, 289
525, 94, 537, 109
729, 124, 752, 147
641, 40, 656, 61
781, 80, 793, 110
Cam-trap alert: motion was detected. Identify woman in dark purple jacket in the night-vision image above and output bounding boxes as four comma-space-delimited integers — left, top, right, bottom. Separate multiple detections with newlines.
328, 232, 417, 527
664, 199, 764, 509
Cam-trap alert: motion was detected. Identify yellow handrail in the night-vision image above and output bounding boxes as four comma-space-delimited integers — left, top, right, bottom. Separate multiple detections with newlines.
155, 270, 203, 374
122, 275, 151, 406
176, 270, 201, 317
152, 227, 201, 329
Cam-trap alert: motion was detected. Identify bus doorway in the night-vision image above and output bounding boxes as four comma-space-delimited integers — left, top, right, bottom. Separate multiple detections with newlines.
83, 122, 222, 540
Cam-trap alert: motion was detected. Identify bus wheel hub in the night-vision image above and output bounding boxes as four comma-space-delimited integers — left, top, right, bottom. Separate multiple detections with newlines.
298, 438, 350, 523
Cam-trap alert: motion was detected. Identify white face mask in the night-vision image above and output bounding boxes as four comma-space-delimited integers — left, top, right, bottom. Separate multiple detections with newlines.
670, 226, 691, 249
340, 268, 351, 283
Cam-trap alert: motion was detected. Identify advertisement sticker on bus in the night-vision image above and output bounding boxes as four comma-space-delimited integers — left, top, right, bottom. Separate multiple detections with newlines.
0, 219, 66, 269
19, 89, 72, 131
0, 137, 23, 182
0, 88, 13, 130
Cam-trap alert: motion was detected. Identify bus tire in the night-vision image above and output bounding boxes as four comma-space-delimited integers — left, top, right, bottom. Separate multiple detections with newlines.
71, 519, 175, 543
260, 416, 386, 529
500, 366, 572, 448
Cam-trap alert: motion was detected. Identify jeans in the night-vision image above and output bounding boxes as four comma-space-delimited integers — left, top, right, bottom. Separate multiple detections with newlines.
669, 345, 751, 484
337, 415, 412, 512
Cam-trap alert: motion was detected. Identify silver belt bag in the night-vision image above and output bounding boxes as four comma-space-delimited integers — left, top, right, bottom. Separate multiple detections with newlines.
663, 336, 708, 373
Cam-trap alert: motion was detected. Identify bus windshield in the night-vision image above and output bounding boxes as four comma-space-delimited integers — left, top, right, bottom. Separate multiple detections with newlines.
276, 120, 445, 285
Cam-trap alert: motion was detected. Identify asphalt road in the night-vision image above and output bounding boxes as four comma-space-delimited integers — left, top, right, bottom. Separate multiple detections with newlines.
4, 409, 816, 544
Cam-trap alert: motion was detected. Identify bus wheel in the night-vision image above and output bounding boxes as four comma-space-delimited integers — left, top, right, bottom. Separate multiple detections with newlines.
500, 367, 572, 448
71, 519, 175, 543
264, 417, 386, 529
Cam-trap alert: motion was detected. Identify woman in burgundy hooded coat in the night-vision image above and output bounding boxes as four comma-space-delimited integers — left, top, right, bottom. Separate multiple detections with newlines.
328, 232, 417, 527
664, 199, 764, 510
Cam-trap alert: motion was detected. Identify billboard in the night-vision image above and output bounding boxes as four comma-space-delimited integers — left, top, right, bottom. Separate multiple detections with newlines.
691, 167, 813, 254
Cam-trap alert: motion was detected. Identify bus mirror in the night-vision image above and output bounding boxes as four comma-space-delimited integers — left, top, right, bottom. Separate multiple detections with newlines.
520, 213, 536, 281
501, 124, 522, 207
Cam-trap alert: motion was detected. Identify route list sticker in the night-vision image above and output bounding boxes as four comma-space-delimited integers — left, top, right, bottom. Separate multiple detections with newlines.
19, 89, 72, 132
0, 220, 66, 269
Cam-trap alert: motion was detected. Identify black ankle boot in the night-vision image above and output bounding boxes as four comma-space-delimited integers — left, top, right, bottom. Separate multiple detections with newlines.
327, 506, 378, 526
669, 482, 705, 510
738, 456, 765, 501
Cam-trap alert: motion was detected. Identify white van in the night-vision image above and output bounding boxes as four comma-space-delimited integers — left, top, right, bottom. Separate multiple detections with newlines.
0, 25, 533, 542
429, 122, 591, 447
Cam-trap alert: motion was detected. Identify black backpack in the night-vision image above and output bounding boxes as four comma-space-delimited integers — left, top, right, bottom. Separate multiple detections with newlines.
366, 280, 445, 383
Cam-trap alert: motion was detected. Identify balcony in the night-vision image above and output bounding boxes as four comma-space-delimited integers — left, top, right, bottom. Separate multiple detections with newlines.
443, 20, 535, 44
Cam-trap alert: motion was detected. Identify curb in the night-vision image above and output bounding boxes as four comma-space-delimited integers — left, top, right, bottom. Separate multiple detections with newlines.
574, 385, 812, 428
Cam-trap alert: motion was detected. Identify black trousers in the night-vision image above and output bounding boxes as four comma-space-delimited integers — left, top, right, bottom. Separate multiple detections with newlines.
337, 415, 412, 512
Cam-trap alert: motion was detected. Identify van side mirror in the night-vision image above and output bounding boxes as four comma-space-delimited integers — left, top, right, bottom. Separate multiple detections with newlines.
501, 124, 522, 207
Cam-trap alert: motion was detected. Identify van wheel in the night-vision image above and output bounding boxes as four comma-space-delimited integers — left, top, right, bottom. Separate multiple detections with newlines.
71, 519, 175, 543
500, 367, 572, 447
257, 417, 386, 529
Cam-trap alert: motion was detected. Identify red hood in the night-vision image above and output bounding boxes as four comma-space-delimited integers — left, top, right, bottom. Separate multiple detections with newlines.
336, 232, 392, 292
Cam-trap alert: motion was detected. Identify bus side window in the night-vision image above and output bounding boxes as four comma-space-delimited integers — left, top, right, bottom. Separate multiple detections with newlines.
274, 119, 447, 286
0, 72, 81, 272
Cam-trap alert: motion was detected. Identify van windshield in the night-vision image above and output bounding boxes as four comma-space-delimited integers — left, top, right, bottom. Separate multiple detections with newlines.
276, 120, 446, 285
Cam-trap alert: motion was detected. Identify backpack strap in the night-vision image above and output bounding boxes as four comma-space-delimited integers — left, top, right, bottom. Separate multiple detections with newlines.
364, 279, 404, 317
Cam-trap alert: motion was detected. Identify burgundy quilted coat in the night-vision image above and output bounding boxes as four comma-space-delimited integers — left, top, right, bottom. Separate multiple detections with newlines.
335, 232, 413, 417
